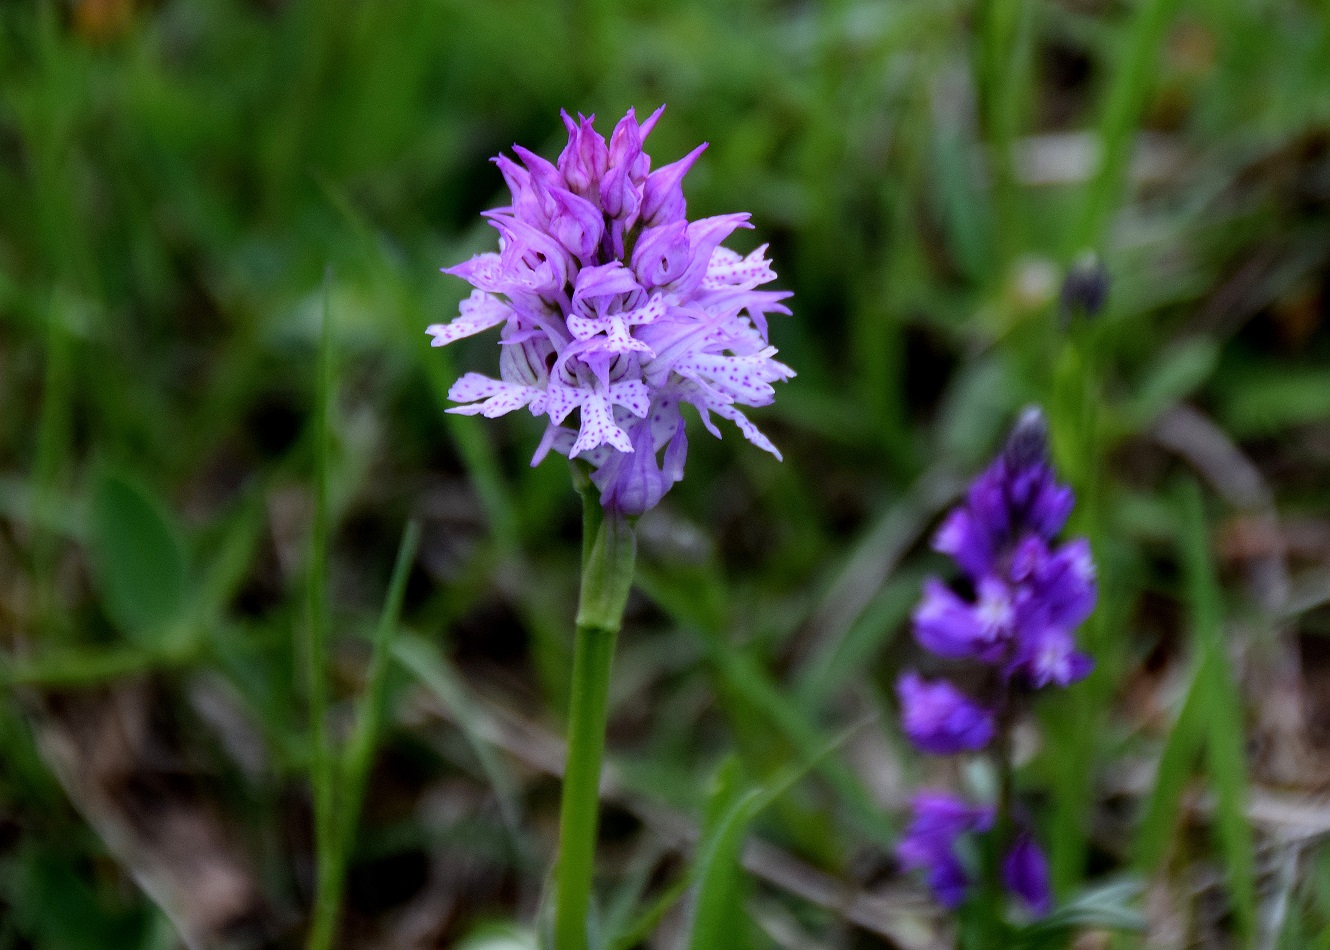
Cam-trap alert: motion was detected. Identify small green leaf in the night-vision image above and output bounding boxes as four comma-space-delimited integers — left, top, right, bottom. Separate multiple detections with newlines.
456, 923, 537, 950
1120, 337, 1219, 432
1132, 656, 1207, 872
688, 759, 762, 950
1222, 368, 1330, 436
8, 847, 154, 950
1012, 879, 1147, 948
88, 468, 189, 648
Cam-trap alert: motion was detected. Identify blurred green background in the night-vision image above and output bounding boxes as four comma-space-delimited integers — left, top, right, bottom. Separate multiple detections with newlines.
3, 0, 1330, 947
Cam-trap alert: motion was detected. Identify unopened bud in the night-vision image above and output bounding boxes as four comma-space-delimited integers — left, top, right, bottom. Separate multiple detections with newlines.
1004, 406, 1049, 470
1059, 252, 1109, 324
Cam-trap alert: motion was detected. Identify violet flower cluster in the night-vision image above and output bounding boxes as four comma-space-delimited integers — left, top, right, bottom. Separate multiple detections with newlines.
429, 107, 793, 515
895, 407, 1097, 916
896, 794, 1051, 914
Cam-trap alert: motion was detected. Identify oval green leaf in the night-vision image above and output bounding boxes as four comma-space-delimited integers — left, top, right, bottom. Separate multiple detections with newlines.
89, 468, 189, 648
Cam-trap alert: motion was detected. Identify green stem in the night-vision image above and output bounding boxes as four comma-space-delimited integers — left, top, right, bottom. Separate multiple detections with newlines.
970, 682, 1015, 950
1068, 0, 1180, 253
1047, 321, 1106, 895
554, 484, 637, 950
975, 0, 1033, 265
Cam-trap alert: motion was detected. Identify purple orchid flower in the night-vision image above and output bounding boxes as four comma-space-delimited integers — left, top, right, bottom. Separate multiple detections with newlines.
430, 107, 793, 515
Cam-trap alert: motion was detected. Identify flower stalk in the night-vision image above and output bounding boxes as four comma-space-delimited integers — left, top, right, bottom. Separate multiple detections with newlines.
975, 695, 1017, 949
554, 481, 637, 950
427, 106, 790, 948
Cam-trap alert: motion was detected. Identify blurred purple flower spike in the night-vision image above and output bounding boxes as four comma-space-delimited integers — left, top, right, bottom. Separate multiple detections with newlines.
430, 106, 794, 515
910, 406, 1095, 685
895, 407, 1099, 918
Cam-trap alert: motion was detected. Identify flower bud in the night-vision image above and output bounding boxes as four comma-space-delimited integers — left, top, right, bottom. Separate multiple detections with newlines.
1003, 405, 1049, 471
596, 417, 687, 516
493, 154, 552, 227
548, 187, 605, 264
601, 111, 645, 219
641, 143, 707, 227
631, 221, 692, 289
1059, 252, 1109, 323
1003, 836, 1052, 916
558, 111, 609, 196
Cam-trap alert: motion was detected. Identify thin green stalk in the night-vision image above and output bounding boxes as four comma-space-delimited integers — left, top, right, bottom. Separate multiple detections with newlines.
307, 272, 338, 950
304, 520, 420, 949
1043, 0, 1180, 891
1179, 482, 1256, 942
1046, 324, 1106, 895
33, 292, 71, 639
970, 682, 1016, 950
314, 176, 521, 554
975, 0, 1034, 264
1068, 0, 1181, 253
632, 561, 896, 849
339, 520, 420, 852
392, 634, 529, 861
554, 485, 637, 950
971, 837, 1006, 950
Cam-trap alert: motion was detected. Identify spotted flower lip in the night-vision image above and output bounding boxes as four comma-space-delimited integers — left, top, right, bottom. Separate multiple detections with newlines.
429, 106, 793, 515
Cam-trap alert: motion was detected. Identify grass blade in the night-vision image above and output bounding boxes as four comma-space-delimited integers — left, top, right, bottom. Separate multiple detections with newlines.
1132, 657, 1208, 872
337, 520, 421, 863
392, 634, 528, 859
1179, 481, 1256, 943
1070, 0, 1183, 251
688, 759, 761, 950
635, 562, 896, 849
306, 269, 339, 950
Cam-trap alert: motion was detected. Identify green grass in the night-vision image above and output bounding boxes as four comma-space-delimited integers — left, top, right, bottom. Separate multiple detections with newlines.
1, 0, 1330, 947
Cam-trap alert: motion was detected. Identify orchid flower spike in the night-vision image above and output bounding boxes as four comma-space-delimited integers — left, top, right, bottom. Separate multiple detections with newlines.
430, 106, 794, 515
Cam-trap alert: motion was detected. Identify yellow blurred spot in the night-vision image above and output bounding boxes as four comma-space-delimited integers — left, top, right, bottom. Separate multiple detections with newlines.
73, 0, 135, 42
1272, 282, 1323, 351
1009, 255, 1059, 313
1168, 19, 1219, 79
